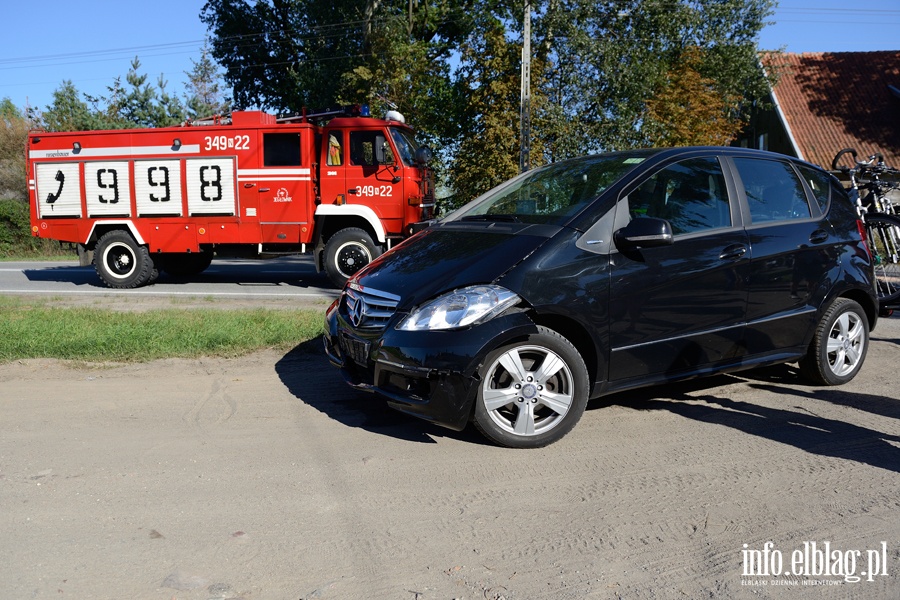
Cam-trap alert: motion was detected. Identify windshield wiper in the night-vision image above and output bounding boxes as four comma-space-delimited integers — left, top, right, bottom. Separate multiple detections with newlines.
460, 214, 520, 223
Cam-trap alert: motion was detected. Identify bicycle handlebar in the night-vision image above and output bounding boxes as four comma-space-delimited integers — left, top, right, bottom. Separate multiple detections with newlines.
832, 148, 898, 179
832, 148, 857, 171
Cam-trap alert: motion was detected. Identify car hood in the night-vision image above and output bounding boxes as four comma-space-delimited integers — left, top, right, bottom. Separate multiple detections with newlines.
350, 223, 558, 309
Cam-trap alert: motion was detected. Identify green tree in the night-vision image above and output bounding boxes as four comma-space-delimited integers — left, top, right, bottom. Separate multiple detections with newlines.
534, 0, 774, 152
643, 47, 745, 146
200, 0, 363, 111
199, 0, 775, 199
200, 0, 473, 112
185, 41, 232, 119
40, 81, 104, 132
0, 98, 29, 201
449, 13, 528, 204
117, 58, 186, 127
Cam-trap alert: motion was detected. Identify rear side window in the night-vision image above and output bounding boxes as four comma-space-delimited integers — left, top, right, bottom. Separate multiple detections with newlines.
796, 164, 831, 212
733, 158, 811, 223
627, 157, 731, 235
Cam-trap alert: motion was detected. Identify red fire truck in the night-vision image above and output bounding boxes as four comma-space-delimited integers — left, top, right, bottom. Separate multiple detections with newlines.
26, 106, 434, 288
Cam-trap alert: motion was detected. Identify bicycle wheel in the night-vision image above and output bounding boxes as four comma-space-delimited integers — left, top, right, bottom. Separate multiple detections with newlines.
864, 213, 900, 304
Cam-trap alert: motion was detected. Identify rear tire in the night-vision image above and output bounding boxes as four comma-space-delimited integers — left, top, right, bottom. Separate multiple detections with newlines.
799, 298, 869, 385
324, 228, 381, 288
94, 230, 154, 289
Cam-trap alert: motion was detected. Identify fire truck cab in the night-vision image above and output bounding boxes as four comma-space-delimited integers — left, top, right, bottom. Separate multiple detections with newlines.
27, 107, 434, 288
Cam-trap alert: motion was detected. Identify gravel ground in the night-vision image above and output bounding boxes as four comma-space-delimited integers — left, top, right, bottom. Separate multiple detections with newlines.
1, 312, 898, 599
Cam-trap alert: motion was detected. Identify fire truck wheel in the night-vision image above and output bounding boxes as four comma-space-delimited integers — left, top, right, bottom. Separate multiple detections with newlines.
324, 227, 382, 287
94, 231, 155, 289
160, 251, 214, 277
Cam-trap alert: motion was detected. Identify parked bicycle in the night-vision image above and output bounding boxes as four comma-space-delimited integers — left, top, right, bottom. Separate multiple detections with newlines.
832, 148, 900, 308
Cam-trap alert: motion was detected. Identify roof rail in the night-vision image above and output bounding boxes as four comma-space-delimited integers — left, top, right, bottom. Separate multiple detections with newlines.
277, 104, 370, 124
183, 114, 232, 127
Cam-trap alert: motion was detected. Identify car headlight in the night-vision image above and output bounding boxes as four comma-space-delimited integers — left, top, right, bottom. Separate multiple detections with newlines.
397, 285, 520, 331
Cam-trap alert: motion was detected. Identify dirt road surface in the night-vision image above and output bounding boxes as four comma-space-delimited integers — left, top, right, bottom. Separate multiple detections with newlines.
2, 314, 899, 599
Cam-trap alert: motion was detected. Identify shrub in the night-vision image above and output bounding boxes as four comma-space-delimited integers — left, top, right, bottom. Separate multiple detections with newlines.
0, 198, 67, 257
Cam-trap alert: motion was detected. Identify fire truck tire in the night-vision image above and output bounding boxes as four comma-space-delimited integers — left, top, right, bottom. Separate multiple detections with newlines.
324, 227, 382, 287
94, 231, 155, 289
160, 251, 214, 277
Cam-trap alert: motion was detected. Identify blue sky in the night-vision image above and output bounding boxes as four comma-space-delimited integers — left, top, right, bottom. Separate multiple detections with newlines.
1, 0, 899, 113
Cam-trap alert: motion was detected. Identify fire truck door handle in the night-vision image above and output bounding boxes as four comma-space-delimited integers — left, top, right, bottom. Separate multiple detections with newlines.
243, 183, 255, 188
347, 189, 358, 195
259, 188, 270, 192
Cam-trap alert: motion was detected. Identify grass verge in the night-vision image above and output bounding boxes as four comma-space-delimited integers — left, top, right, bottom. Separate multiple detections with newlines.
0, 296, 325, 363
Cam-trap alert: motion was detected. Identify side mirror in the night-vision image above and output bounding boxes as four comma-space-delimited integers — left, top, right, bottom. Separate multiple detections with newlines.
614, 217, 674, 250
415, 146, 433, 165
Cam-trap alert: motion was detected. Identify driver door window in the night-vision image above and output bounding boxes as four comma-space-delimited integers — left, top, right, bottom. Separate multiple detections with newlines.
627, 157, 731, 235
349, 131, 394, 166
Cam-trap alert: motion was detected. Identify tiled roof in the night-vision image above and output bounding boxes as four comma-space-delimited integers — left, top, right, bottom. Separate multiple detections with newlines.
765, 51, 900, 170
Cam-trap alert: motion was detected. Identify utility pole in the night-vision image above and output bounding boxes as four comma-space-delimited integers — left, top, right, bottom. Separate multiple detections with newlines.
519, 0, 531, 173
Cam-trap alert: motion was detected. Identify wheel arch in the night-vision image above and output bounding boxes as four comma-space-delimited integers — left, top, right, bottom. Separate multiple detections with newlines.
525, 311, 601, 396
84, 220, 146, 248
312, 205, 386, 272
838, 288, 879, 332
314, 205, 386, 244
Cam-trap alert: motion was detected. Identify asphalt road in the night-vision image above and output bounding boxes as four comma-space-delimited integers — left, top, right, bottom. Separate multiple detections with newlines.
0, 257, 339, 308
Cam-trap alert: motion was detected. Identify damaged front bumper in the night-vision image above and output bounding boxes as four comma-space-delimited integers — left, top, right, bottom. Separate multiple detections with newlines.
324, 301, 538, 431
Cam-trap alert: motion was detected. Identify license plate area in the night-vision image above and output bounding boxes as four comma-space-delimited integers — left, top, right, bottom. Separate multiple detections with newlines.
339, 331, 371, 366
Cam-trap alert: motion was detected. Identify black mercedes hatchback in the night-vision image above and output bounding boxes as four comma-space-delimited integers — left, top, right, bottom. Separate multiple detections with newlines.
324, 147, 878, 448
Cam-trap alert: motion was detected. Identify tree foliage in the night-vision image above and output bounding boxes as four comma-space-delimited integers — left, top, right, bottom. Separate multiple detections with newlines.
0, 98, 30, 201
185, 42, 233, 119
449, 14, 526, 203
200, 0, 776, 201
643, 47, 746, 147
35, 55, 221, 132
11, 0, 776, 206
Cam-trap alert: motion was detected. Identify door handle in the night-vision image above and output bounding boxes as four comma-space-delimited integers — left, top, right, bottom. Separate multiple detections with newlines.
719, 244, 747, 261
259, 188, 270, 192
243, 183, 255, 188
809, 229, 829, 244
347, 189, 358, 195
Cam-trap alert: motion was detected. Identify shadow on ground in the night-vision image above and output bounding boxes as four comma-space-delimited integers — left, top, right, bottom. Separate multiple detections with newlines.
279, 339, 900, 466
275, 340, 487, 446
596, 365, 900, 474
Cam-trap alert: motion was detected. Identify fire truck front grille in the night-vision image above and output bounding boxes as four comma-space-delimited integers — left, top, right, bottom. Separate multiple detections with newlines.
343, 285, 400, 331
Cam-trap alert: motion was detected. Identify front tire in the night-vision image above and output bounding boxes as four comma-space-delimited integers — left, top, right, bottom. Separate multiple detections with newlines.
473, 327, 589, 448
799, 298, 869, 385
94, 230, 154, 289
324, 228, 381, 288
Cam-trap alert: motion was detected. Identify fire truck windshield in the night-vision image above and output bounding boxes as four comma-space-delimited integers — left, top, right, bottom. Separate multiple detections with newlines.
390, 128, 419, 166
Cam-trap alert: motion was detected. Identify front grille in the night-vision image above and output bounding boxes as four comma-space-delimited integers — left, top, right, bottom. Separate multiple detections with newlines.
343, 284, 400, 331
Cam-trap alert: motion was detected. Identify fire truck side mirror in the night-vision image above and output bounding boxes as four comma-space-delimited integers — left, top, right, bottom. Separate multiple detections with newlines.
415, 146, 433, 165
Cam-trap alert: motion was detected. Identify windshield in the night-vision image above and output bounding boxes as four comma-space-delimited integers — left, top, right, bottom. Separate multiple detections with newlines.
447, 152, 651, 226
390, 127, 419, 166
